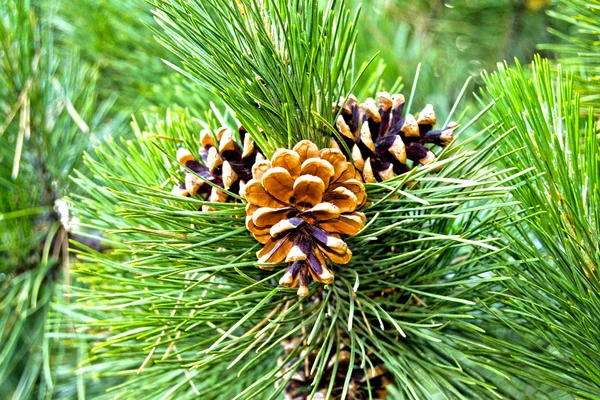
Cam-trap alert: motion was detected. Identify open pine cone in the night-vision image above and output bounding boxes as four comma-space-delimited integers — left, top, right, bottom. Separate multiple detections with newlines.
171, 126, 263, 210
334, 92, 457, 182
278, 338, 392, 400
241, 140, 367, 296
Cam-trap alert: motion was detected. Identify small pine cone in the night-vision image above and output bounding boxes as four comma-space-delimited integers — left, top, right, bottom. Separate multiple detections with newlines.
171, 126, 263, 211
327, 350, 391, 400
242, 140, 367, 296
276, 338, 328, 400
278, 339, 392, 400
334, 93, 458, 183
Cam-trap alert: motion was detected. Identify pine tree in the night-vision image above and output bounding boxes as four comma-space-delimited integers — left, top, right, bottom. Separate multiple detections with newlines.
2, 0, 600, 399
0, 0, 118, 397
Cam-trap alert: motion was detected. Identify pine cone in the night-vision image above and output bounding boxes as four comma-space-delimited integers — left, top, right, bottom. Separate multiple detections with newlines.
278, 338, 392, 400
334, 93, 457, 182
171, 126, 263, 211
242, 140, 367, 296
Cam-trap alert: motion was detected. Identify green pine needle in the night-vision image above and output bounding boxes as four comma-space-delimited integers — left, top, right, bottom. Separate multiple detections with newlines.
150, 0, 367, 155
476, 56, 600, 398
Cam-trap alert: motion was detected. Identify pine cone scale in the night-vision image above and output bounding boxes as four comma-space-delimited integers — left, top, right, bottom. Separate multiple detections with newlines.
293, 175, 325, 209
243, 179, 283, 208
271, 149, 302, 178
252, 207, 297, 227
299, 202, 340, 221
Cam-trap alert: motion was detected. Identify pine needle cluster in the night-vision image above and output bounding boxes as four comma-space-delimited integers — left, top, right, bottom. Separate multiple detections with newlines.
541, 0, 600, 108
2, 0, 600, 399
0, 0, 115, 397
474, 57, 600, 397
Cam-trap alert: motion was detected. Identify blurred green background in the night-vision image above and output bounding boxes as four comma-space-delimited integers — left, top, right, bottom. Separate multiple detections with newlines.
355, 0, 556, 113
50, 0, 558, 123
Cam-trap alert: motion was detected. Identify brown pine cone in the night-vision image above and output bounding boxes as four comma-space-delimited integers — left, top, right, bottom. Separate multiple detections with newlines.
278, 338, 392, 400
171, 126, 263, 211
241, 140, 367, 296
334, 93, 457, 182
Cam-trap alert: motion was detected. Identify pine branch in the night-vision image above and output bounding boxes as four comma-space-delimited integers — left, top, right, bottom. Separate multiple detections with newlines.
540, 0, 600, 109
67, 78, 531, 397
475, 56, 600, 398
150, 0, 364, 155
9, 0, 594, 398
0, 1, 116, 397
